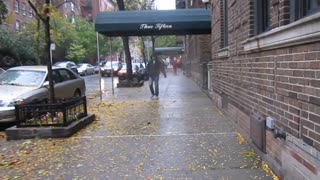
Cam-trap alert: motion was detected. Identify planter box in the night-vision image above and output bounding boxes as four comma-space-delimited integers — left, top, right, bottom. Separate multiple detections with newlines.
15, 96, 87, 127
6, 114, 95, 140
117, 80, 144, 87
6, 96, 95, 140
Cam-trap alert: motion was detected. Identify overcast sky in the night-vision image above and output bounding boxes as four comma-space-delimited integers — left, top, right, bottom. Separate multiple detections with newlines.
155, 0, 176, 10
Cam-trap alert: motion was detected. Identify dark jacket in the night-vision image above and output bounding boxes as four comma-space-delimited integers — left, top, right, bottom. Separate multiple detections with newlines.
147, 59, 166, 78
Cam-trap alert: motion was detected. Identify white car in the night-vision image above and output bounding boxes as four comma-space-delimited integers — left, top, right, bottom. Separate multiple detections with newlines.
100, 61, 122, 77
77, 63, 95, 76
53, 61, 78, 74
0, 66, 86, 123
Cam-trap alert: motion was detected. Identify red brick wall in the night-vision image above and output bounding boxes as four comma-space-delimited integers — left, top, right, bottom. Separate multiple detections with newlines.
266, 130, 283, 165
211, 0, 320, 152
184, 1, 212, 86
3, 0, 79, 30
207, 0, 320, 177
212, 43, 320, 150
3, 0, 34, 30
211, 0, 222, 58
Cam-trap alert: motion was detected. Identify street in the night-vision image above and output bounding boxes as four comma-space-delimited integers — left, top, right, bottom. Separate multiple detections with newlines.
84, 73, 119, 95
1, 0, 319, 178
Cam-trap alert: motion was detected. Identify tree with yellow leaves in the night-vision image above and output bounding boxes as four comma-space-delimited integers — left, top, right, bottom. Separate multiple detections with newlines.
0, 0, 7, 25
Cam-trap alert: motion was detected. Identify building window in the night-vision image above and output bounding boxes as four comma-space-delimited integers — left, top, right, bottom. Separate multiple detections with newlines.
22, 23, 26, 30
28, 7, 33, 18
254, 0, 270, 35
71, 2, 74, 12
15, 20, 20, 30
222, 0, 228, 48
176, 0, 186, 8
22, 3, 26, 15
291, 0, 320, 21
71, 15, 75, 23
190, 0, 194, 7
14, 0, 19, 13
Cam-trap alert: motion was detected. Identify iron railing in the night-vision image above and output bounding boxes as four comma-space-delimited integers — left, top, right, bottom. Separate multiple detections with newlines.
15, 96, 87, 127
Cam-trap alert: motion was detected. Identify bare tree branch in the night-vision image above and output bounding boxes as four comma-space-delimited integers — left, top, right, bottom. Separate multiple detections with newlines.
27, 0, 46, 22
55, 0, 76, 9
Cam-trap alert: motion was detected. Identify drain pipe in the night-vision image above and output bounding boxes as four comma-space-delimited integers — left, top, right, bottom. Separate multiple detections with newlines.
273, 127, 287, 140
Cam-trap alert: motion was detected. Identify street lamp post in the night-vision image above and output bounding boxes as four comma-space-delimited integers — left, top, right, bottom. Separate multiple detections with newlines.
96, 32, 102, 101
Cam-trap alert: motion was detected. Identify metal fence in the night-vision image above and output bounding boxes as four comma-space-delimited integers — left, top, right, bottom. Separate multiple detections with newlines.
15, 96, 87, 127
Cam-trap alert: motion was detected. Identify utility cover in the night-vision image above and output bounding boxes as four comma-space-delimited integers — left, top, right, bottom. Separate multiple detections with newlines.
250, 111, 266, 153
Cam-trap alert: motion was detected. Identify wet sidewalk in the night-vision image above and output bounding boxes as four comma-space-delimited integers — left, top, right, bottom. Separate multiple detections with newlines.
0, 70, 276, 179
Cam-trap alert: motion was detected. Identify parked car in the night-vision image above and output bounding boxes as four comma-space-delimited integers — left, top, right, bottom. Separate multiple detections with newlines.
0, 66, 86, 123
135, 63, 148, 80
118, 63, 144, 82
99, 61, 107, 67
77, 63, 95, 76
53, 61, 78, 74
100, 61, 122, 77
0, 68, 5, 75
93, 64, 100, 74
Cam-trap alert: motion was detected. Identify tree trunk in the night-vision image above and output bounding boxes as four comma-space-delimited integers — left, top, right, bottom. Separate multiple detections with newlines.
44, 0, 55, 102
151, 36, 155, 53
116, 0, 133, 80
122, 36, 133, 80
36, 19, 41, 65
140, 37, 148, 66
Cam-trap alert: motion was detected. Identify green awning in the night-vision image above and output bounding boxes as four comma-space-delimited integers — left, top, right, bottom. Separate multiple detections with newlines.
95, 8, 211, 36
154, 47, 184, 55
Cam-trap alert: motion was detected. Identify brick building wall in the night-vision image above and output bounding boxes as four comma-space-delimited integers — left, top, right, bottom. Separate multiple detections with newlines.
184, 0, 212, 88
80, 0, 114, 22
3, 0, 34, 30
207, 0, 320, 179
2, 0, 80, 30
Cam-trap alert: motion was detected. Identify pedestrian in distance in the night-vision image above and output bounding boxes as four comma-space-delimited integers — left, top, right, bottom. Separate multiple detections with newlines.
171, 58, 178, 75
146, 54, 167, 100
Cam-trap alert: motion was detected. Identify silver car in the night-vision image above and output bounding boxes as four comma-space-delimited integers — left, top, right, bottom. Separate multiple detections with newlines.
77, 63, 95, 76
0, 66, 86, 123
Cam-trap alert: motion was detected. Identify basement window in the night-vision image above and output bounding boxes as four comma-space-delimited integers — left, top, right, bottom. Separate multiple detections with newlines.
254, 0, 271, 35
222, 0, 228, 48
291, 0, 320, 21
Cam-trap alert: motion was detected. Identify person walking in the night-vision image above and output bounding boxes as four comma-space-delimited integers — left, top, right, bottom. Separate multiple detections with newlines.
171, 58, 178, 75
147, 54, 167, 99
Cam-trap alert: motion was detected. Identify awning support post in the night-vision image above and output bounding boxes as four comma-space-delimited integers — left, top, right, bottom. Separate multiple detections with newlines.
109, 37, 114, 96
96, 32, 102, 101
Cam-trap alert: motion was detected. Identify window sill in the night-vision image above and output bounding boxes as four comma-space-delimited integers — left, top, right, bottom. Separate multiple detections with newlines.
216, 47, 229, 58
243, 13, 320, 52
